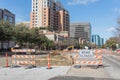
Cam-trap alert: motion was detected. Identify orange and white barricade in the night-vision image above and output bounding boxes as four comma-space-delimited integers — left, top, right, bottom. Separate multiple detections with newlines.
11, 48, 35, 53
73, 49, 103, 66
63, 49, 68, 52
63, 49, 80, 53
12, 55, 36, 67
73, 49, 80, 53
94, 49, 102, 55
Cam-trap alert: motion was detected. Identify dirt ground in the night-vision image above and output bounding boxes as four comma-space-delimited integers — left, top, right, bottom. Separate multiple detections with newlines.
0, 53, 72, 67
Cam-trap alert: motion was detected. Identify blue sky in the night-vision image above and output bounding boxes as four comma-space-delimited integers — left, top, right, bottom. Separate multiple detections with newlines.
0, 0, 120, 41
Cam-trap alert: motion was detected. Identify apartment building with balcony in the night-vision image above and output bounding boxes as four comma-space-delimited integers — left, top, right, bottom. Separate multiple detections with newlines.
30, 0, 70, 32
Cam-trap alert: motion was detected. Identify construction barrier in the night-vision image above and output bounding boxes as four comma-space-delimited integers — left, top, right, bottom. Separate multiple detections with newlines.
116, 49, 120, 54
63, 49, 80, 53
11, 48, 35, 53
12, 55, 36, 67
73, 49, 80, 53
73, 49, 103, 67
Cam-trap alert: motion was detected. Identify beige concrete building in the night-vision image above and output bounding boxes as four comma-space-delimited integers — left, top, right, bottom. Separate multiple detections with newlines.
16, 21, 30, 27
70, 22, 91, 43
30, 0, 70, 32
59, 31, 69, 37
40, 30, 68, 42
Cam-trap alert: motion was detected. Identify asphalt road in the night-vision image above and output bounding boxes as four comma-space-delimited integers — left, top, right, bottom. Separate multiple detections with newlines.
103, 54, 120, 79
50, 53, 120, 80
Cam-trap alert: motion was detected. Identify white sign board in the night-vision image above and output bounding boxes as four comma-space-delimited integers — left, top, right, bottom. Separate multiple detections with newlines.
79, 50, 94, 58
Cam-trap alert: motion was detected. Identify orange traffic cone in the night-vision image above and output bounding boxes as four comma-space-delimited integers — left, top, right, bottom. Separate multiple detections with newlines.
47, 54, 52, 69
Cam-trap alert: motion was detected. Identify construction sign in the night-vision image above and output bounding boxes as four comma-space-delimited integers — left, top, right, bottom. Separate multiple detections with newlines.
79, 50, 94, 58
74, 49, 103, 66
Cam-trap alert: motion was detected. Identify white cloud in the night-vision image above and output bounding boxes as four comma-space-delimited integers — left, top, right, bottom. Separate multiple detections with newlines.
107, 27, 116, 32
113, 8, 120, 14
68, 0, 99, 5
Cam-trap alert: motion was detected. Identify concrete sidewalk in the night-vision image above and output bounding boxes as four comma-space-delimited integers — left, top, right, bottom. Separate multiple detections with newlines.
0, 66, 71, 80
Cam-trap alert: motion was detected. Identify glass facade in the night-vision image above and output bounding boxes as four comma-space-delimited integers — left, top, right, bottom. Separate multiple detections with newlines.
0, 8, 15, 25
92, 35, 104, 46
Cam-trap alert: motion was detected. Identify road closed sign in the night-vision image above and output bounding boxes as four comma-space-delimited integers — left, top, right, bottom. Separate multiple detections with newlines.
79, 50, 94, 58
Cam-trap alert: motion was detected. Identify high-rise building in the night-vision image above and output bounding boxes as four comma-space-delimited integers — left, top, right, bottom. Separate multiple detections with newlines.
0, 8, 15, 25
92, 35, 104, 46
92, 35, 100, 46
100, 38, 104, 46
30, 0, 70, 32
70, 22, 91, 43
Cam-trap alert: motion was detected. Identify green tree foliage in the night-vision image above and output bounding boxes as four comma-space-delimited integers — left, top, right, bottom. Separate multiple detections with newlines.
0, 21, 13, 41
0, 22, 54, 50
115, 18, 120, 37
74, 42, 80, 49
105, 37, 117, 50
0, 21, 14, 49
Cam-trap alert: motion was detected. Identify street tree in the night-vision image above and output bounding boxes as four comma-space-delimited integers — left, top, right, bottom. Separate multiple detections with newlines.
0, 21, 14, 50
105, 37, 117, 50
115, 18, 120, 38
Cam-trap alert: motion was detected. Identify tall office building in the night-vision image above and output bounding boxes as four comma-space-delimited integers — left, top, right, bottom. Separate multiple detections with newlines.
0, 8, 15, 25
100, 38, 104, 46
70, 22, 91, 43
92, 35, 104, 46
30, 0, 70, 32
92, 35, 100, 46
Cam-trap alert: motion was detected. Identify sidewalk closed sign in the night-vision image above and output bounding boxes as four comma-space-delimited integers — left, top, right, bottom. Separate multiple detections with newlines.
79, 50, 94, 58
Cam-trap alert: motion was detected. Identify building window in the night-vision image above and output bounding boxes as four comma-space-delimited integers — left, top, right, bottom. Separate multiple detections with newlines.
9, 17, 13, 23
4, 15, 8, 21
